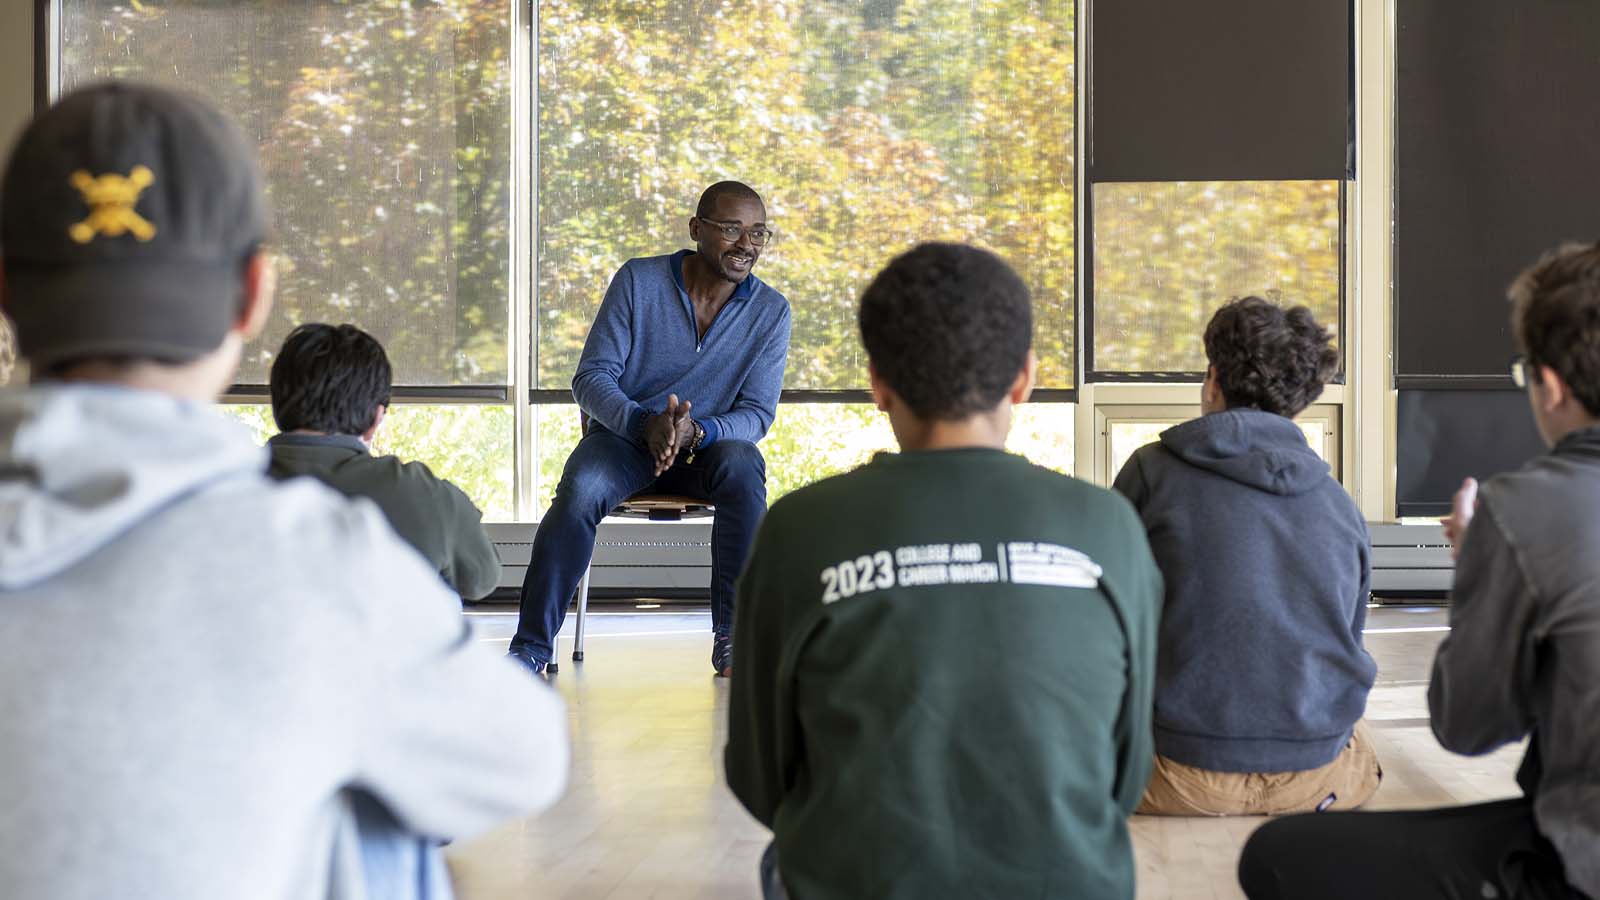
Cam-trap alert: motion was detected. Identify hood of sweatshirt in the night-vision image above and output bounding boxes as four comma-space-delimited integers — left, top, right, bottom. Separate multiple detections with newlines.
0, 384, 265, 590
1158, 408, 1328, 496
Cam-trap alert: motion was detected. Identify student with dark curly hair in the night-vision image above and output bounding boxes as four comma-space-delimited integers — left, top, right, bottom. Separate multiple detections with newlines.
1239, 244, 1600, 900
727, 243, 1163, 899
1112, 296, 1378, 817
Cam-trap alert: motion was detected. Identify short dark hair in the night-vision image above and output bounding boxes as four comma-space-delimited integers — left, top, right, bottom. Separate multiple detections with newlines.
858, 242, 1032, 420
695, 181, 763, 218
1203, 296, 1337, 418
1509, 241, 1600, 417
269, 323, 392, 435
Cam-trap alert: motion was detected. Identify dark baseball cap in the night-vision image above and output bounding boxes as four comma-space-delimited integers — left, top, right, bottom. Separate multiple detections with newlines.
0, 80, 269, 369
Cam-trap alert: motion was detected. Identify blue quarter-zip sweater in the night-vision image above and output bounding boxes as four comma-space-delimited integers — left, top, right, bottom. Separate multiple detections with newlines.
573, 250, 791, 446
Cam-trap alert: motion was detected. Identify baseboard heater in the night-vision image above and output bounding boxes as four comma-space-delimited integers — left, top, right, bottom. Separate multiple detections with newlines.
1368, 523, 1452, 602
480, 520, 1451, 605
479, 521, 712, 604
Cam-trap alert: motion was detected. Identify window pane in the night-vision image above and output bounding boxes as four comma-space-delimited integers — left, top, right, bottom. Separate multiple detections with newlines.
62, 1, 512, 386
1108, 417, 1326, 482
1009, 403, 1077, 474
1092, 181, 1341, 374
217, 403, 514, 520
376, 405, 514, 521
537, 0, 1076, 391
765, 403, 1077, 498
760, 405, 897, 502
530, 401, 1075, 513
532, 403, 583, 514
219, 404, 278, 446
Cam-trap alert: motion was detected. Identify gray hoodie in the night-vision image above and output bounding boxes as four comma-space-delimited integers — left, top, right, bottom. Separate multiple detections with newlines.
0, 384, 567, 900
1113, 409, 1375, 773
1430, 425, 1600, 898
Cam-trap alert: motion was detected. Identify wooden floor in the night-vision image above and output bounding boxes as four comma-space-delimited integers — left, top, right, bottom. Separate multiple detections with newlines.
449, 606, 1523, 899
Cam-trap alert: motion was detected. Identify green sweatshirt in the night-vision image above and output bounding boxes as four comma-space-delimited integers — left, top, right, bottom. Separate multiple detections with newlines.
726, 448, 1163, 900
267, 433, 501, 600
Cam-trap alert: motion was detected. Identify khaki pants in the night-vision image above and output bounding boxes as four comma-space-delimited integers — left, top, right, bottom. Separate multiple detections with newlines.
1137, 720, 1381, 816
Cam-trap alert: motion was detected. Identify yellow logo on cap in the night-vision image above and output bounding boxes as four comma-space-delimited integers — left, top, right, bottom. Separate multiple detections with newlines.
68, 166, 157, 244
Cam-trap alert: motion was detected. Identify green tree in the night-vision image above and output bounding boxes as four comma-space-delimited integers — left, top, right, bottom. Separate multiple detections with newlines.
532, 0, 1081, 504
63, 0, 512, 386
535, 0, 1077, 390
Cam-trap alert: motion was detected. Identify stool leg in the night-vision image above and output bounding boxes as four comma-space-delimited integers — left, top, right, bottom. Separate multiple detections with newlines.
573, 564, 589, 662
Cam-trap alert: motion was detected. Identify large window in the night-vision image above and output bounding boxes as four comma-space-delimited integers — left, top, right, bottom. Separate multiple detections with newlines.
56, 0, 1077, 517
61, 0, 513, 388
48, 0, 1367, 519
535, 0, 1077, 391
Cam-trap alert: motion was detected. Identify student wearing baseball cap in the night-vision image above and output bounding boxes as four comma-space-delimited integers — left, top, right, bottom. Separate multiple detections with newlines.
0, 81, 567, 899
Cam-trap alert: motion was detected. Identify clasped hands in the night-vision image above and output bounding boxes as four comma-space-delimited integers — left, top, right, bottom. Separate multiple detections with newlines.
643, 394, 698, 476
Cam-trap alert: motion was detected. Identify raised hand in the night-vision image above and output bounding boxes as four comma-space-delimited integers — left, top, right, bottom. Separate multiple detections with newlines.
1440, 477, 1479, 559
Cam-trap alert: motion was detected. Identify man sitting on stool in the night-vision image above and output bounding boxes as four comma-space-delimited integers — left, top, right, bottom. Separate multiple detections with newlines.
509, 181, 792, 676
267, 322, 501, 601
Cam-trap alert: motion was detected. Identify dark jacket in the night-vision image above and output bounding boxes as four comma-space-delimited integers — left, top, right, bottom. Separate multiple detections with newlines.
267, 434, 500, 600
1112, 409, 1375, 773
1430, 425, 1600, 898
728, 449, 1163, 900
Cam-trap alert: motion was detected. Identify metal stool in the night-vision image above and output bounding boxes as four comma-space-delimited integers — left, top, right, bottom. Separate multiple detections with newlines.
546, 493, 714, 672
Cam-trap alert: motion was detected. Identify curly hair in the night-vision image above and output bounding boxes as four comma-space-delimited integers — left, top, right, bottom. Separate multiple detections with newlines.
1509, 241, 1600, 417
269, 323, 392, 435
858, 242, 1032, 421
1203, 297, 1338, 418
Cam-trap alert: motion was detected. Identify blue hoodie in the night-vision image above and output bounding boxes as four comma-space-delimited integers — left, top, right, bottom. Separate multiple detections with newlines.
1112, 409, 1375, 773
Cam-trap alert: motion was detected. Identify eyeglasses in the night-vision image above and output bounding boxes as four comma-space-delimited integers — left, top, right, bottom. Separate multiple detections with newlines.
698, 218, 774, 246
1510, 354, 1534, 389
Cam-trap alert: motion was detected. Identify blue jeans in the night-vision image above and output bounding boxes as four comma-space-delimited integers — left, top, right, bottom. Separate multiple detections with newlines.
761, 843, 788, 900
511, 428, 767, 664
328, 791, 453, 900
